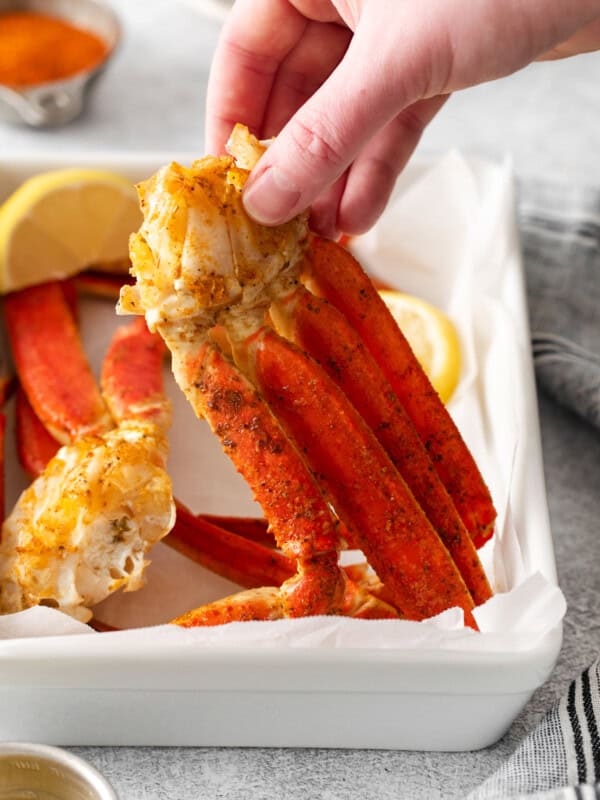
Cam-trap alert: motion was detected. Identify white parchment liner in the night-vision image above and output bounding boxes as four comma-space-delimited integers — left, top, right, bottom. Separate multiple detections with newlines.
0, 152, 566, 653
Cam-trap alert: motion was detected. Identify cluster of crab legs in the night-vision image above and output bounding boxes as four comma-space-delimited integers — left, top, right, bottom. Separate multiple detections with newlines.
0, 128, 497, 630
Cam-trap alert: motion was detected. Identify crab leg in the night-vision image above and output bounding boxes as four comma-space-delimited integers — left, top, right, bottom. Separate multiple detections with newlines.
271, 286, 491, 606
169, 502, 400, 621
242, 327, 478, 628
14, 313, 170, 474
304, 236, 497, 549
4, 282, 112, 444
196, 514, 274, 547
170, 502, 294, 589
175, 339, 347, 618
174, 587, 287, 625
15, 388, 60, 478
100, 316, 170, 428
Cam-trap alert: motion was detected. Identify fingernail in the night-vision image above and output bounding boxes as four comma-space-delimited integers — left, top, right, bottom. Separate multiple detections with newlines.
243, 166, 301, 225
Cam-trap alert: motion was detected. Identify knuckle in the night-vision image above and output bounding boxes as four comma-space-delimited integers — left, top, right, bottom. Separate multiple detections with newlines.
396, 106, 428, 141
289, 114, 348, 175
365, 155, 398, 193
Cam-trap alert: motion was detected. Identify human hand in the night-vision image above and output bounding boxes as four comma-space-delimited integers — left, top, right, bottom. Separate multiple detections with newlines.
206, 0, 600, 238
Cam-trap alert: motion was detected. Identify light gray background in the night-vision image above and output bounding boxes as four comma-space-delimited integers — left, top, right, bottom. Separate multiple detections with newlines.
2, 2, 600, 798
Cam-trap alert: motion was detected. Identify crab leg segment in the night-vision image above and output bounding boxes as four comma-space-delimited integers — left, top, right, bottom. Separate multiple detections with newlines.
172, 577, 400, 627
175, 339, 347, 618
4, 282, 112, 444
304, 237, 497, 548
15, 388, 60, 478
174, 587, 286, 626
244, 327, 477, 628
100, 317, 170, 428
196, 514, 274, 547
168, 503, 400, 624
271, 286, 492, 606
170, 502, 294, 589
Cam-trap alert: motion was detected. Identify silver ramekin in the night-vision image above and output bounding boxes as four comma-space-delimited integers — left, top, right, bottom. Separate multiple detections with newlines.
0, 0, 120, 127
0, 742, 118, 799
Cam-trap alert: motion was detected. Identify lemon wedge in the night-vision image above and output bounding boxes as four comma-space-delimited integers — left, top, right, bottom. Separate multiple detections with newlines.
0, 169, 142, 294
379, 290, 461, 404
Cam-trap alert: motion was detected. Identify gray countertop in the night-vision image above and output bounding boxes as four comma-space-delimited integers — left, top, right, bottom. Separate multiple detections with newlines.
2, 2, 600, 798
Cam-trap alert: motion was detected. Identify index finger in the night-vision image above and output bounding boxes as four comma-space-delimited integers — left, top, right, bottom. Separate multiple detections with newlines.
205, 0, 308, 154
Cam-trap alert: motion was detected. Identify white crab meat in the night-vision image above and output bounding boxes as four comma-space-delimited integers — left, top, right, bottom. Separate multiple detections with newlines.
0, 421, 175, 623
119, 125, 309, 343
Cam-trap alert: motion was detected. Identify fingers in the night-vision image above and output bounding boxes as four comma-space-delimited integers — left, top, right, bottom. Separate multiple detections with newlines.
241, 15, 420, 225
337, 95, 449, 235
309, 171, 348, 240
538, 17, 600, 60
205, 0, 308, 154
262, 20, 351, 138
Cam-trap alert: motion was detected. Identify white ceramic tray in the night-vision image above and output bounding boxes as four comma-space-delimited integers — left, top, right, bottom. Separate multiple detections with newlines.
0, 152, 563, 750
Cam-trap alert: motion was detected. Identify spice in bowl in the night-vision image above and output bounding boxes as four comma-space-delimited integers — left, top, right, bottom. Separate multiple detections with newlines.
0, 10, 108, 88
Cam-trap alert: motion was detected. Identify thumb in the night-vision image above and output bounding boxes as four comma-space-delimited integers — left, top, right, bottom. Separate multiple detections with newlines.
242, 17, 420, 225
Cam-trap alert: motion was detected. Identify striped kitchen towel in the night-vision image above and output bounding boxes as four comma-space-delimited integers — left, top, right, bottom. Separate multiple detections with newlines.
469, 181, 600, 798
469, 659, 600, 799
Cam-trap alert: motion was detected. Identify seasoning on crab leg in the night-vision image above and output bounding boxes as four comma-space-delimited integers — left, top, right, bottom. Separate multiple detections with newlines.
304, 238, 497, 549
181, 340, 347, 618
119, 124, 490, 628
0, 312, 175, 622
174, 587, 286, 626
4, 281, 112, 444
270, 286, 492, 605
244, 327, 477, 626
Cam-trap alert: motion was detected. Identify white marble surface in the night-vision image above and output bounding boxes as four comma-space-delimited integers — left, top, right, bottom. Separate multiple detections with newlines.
2, 2, 600, 798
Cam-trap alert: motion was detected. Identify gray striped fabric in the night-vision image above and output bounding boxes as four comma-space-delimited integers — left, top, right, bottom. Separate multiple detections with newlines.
469, 660, 600, 799
520, 180, 600, 428
469, 181, 600, 798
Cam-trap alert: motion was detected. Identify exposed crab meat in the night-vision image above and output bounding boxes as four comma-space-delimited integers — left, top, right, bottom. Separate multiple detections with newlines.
0, 422, 173, 621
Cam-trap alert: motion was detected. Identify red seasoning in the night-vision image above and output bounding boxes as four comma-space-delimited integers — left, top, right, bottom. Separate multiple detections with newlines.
0, 11, 107, 88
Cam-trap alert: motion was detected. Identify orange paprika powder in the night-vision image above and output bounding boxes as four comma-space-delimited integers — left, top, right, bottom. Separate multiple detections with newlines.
0, 12, 108, 88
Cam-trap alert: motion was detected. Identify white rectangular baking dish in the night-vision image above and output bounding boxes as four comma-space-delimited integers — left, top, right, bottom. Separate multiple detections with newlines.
0, 152, 562, 750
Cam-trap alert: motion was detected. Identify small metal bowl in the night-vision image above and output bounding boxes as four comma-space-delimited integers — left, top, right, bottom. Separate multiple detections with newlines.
0, 742, 118, 799
0, 0, 120, 127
